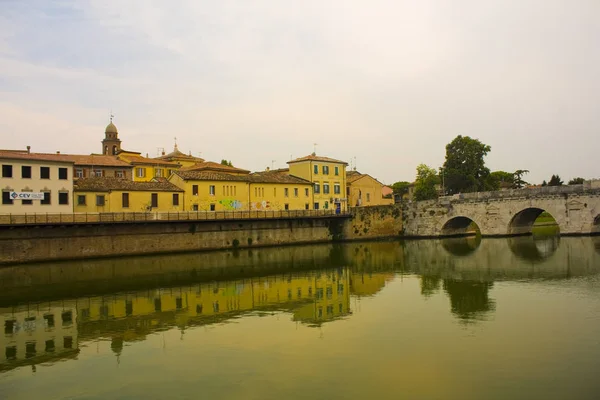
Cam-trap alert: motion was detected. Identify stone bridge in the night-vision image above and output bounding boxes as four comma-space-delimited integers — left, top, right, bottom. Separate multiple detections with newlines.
403, 184, 600, 237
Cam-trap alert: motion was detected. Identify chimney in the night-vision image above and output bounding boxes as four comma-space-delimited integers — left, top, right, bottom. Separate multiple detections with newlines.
146, 153, 149, 158
56, 151, 60, 154
162, 150, 165, 156
266, 167, 270, 171
26, 146, 31, 154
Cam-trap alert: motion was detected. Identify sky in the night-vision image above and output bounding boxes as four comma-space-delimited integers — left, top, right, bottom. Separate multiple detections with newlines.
0, 0, 599, 185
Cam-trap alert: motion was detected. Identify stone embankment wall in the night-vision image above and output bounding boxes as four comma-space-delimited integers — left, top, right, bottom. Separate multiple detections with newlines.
0, 205, 404, 265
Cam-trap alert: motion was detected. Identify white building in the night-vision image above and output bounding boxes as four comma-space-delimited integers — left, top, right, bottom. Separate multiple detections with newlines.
0, 150, 74, 214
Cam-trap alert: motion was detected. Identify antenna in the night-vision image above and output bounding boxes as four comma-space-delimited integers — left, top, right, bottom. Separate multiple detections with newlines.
313, 143, 318, 154
110, 110, 114, 122
353, 156, 357, 171
156, 147, 165, 156
271, 160, 276, 169
174, 136, 178, 150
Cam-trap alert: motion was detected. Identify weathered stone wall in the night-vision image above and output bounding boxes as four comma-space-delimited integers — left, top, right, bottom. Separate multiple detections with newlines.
403, 192, 600, 236
0, 206, 404, 265
343, 205, 403, 240
0, 217, 346, 265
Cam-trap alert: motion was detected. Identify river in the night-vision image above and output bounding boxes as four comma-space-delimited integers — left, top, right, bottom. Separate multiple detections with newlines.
1, 236, 600, 399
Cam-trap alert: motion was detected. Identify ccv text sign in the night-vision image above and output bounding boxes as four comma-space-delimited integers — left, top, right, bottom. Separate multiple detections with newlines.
10, 192, 45, 200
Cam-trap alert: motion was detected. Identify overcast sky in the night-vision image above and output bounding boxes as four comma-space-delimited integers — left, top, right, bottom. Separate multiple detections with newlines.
1, 0, 598, 184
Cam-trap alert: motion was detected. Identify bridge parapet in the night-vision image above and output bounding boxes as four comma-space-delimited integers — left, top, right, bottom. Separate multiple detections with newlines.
438, 184, 600, 203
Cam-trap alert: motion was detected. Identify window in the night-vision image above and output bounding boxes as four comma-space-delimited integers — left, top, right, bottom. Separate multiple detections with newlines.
305, 203, 309, 210
77, 195, 86, 205
2, 191, 13, 205
75, 168, 84, 178
115, 170, 124, 178
284, 188, 289, 197
22, 197, 32, 205
22, 166, 31, 178
1, 165, 12, 178
347, 186, 350, 195
58, 168, 68, 180
313, 164, 319, 175
209, 185, 215, 195
45, 339, 55, 352
305, 188, 309, 197
284, 203, 289, 210
40, 166, 50, 179
136, 168, 146, 178
323, 166, 329, 175
314, 202, 319, 210
64, 337, 73, 349
155, 168, 163, 178
96, 195, 105, 206
192, 204, 199, 211
122, 193, 129, 208
151, 193, 158, 208
193, 185, 199, 195
93, 169, 103, 177
167, 169, 172, 177
334, 183, 341, 194
41, 191, 51, 205
173, 193, 179, 206
323, 183, 330, 194
334, 166, 339, 176
366, 193, 371, 202
294, 188, 298, 197
210, 204, 215, 211
314, 183, 320, 194
324, 201, 329, 209
58, 192, 69, 205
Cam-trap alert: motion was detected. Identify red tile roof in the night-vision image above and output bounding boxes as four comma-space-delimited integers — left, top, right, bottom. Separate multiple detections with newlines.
179, 161, 250, 174
175, 171, 250, 182
287, 154, 348, 165
118, 153, 180, 166
74, 177, 184, 192
0, 151, 75, 164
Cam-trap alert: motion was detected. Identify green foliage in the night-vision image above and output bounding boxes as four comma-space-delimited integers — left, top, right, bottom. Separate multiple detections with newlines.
391, 181, 411, 196
220, 159, 233, 167
513, 169, 529, 189
541, 180, 547, 187
548, 174, 563, 186
568, 177, 585, 185
414, 164, 440, 201
486, 171, 514, 191
442, 135, 491, 194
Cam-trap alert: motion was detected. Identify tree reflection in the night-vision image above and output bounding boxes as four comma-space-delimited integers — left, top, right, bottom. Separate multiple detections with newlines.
593, 237, 600, 255
420, 275, 441, 298
441, 236, 482, 257
443, 279, 495, 323
508, 236, 560, 263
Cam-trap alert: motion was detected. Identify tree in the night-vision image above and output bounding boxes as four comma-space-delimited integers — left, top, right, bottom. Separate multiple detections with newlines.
541, 180, 548, 187
568, 177, 585, 185
548, 174, 563, 186
413, 164, 440, 201
485, 171, 514, 191
442, 135, 491, 195
513, 169, 529, 189
391, 181, 411, 197
220, 159, 233, 167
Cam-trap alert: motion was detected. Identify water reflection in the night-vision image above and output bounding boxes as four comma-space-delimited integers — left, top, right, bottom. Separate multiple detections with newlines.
441, 236, 481, 256
508, 235, 560, 262
2, 237, 600, 376
443, 280, 495, 322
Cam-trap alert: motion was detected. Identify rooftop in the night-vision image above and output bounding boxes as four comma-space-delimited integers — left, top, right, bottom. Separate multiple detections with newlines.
157, 145, 205, 162
118, 153, 180, 166
249, 171, 311, 184
287, 154, 348, 165
180, 161, 250, 174
174, 171, 250, 182
74, 177, 184, 192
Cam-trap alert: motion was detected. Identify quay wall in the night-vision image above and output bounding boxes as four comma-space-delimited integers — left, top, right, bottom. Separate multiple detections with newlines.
0, 205, 404, 265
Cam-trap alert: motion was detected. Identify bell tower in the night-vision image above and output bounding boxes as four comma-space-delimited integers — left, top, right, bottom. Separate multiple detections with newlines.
102, 114, 122, 155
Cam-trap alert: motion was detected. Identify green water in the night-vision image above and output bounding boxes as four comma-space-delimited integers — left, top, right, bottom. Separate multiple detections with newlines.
1, 237, 600, 400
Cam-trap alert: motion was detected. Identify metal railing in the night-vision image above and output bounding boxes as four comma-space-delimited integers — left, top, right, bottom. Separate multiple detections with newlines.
437, 184, 600, 202
0, 209, 350, 226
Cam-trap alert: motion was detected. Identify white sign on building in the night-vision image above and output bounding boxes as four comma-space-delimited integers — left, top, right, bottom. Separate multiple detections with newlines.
9, 192, 45, 200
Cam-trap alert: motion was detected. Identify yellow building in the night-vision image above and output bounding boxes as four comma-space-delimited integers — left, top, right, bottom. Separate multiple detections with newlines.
73, 177, 184, 212
169, 171, 250, 211
347, 171, 394, 207
156, 143, 205, 168
117, 150, 181, 182
248, 170, 313, 211
287, 154, 348, 212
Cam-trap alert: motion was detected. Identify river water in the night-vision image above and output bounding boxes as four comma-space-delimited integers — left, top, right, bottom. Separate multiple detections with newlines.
1, 236, 600, 400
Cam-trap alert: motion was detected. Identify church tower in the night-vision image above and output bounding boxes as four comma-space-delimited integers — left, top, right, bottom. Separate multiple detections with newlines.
102, 116, 122, 155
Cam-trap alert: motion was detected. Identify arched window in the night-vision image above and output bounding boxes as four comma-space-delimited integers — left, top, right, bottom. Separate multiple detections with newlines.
104, 145, 108, 155
112, 145, 117, 155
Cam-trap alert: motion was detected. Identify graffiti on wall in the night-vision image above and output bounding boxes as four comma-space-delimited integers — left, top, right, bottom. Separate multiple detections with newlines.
219, 199, 244, 210
251, 200, 271, 211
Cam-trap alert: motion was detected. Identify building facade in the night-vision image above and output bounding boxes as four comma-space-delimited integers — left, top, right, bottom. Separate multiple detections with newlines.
73, 177, 184, 213
287, 154, 348, 212
117, 150, 180, 182
0, 151, 75, 213
347, 171, 394, 207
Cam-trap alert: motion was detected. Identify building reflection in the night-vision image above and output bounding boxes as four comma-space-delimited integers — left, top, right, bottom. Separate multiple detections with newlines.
2, 268, 393, 372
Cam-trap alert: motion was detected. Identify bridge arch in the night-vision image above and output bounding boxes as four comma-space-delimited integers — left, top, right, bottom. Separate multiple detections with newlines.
508, 208, 560, 236
440, 216, 481, 237
441, 236, 481, 256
